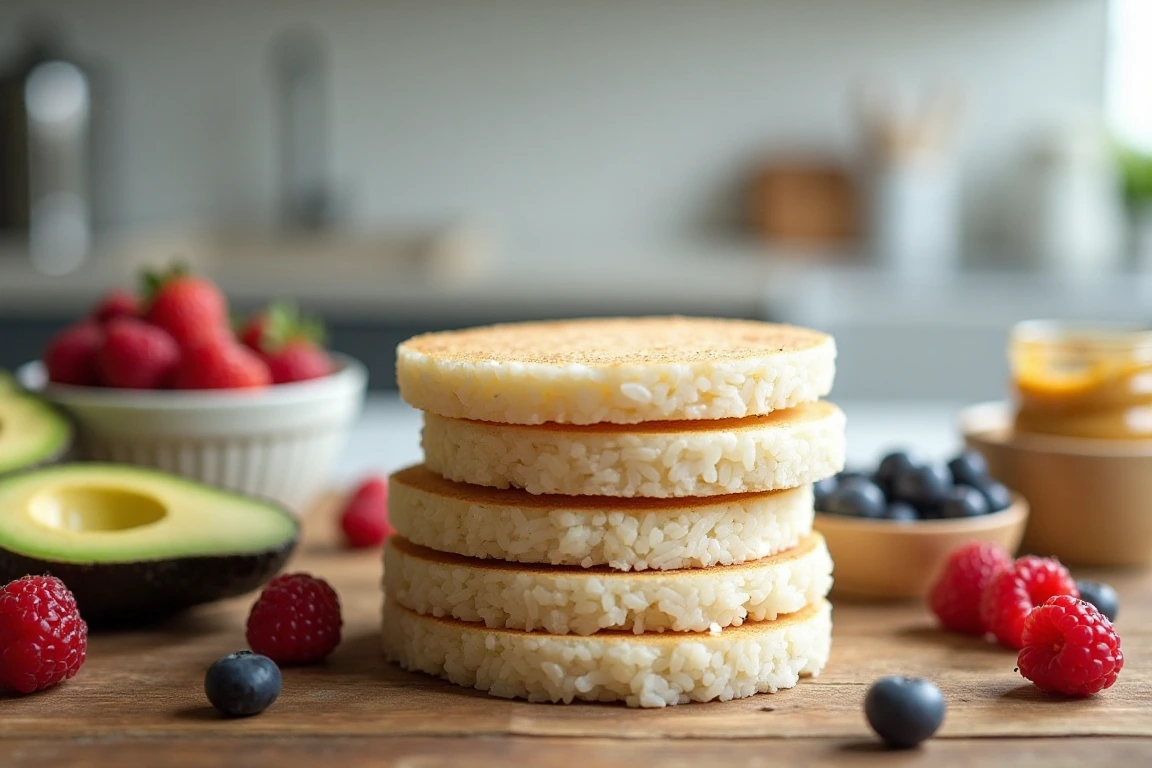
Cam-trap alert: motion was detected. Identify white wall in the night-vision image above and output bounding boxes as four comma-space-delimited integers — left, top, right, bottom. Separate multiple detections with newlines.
0, 0, 1107, 260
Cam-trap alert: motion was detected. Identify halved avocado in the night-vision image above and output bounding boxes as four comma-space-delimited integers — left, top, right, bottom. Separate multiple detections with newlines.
0, 389, 72, 476
0, 464, 299, 625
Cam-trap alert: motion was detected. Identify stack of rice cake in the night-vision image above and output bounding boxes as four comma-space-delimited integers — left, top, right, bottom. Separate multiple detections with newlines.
383, 317, 844, 708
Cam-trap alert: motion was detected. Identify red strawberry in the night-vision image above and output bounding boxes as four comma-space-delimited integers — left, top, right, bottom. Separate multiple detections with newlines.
43, 322, 104, 386
91, 289, 140, 325
339, 476, 392, 548
171, 336, 271, 390
265, 341, 333, 384
143, 266, 229, 349
241, 302, 333, 384
238, 313, 270, 351
98, 318, 181, 389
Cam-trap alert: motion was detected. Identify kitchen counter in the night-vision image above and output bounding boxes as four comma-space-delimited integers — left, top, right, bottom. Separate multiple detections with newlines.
0, 237, 786, 320
4, 397, 1146, 768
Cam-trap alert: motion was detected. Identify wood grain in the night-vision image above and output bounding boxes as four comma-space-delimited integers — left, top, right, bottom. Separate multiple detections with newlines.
1, 494, 1149, 765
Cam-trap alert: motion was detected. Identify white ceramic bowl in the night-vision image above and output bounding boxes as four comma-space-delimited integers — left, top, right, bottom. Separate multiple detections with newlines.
16, 355, 367, 514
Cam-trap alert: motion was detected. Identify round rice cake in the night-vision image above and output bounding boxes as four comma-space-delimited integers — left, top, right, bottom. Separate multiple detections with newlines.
397, 317, 835, 425
381, 598, 832, 708
421, 400, 845, 498
384, 532, 833, 635
389, 465, 816, 571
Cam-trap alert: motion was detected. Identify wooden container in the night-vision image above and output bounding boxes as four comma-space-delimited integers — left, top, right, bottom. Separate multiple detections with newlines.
962, 401, 1152, 567
748, 161, 859, 245
814, 499, 1028, 601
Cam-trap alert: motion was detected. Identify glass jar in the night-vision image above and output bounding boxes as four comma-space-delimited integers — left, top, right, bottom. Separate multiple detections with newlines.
1010, 320, 1152, 440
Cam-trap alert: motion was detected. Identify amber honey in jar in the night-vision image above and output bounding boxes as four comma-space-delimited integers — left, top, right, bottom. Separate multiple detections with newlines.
1010, 320, 1152, 440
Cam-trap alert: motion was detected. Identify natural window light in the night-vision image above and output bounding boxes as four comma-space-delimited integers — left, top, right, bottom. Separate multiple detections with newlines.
1107, 0, 1152, 152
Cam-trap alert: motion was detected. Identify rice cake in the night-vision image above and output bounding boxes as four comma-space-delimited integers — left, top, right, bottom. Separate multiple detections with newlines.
384, 532, 832, 635
397, 317, 835, 425
382, 598, 832, 708
389, 466, 815, 571
421, 401, 845, 498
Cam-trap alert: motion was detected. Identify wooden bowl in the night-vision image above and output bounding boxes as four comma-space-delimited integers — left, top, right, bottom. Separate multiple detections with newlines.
814, 499, 1029, 601
962, 401, 1152, 567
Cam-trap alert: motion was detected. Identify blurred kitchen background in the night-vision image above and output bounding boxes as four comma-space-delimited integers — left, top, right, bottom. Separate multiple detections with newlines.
1, 0, 1150, 400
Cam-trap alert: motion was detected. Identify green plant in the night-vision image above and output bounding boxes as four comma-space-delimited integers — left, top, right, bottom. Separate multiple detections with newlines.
1117, 145, 1152, 205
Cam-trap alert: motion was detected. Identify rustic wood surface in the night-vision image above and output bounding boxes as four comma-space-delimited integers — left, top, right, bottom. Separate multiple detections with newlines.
2, 494, 1150, 767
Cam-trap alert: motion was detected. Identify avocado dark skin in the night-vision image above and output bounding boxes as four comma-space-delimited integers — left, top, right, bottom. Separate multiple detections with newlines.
0, 536, 298, 627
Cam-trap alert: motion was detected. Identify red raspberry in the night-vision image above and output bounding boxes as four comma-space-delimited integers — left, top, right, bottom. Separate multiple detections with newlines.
980, 555, 1078, 649
246, 573, 342, 665
91, 289, 140, 325
1018, 595, 1123, 695
0, 575, 88, 694
98, 317, 182, 389
929, 541, 1012, 635
43, 322, 103, 386
340, 476, 392, 548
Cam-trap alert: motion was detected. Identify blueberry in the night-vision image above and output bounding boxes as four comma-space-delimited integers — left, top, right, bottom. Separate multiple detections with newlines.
1075, 580, 1119, 622
824, 480, 886, 518
205, 651, 282, 717
973, 480, 1012, 512
892, 463, 952, 505
876, 450, 919, 494
884, 501, 919, 522
813, 476, 838, 510
836, 468, 873, 486
940, 486, 990, 519
915, 502, 944, 520
864, 676, 946, 749
947, 450, 989, 486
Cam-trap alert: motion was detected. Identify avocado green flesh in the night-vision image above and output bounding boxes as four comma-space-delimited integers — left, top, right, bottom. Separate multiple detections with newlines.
0, 464, 299, 625
0, 393, 72, 475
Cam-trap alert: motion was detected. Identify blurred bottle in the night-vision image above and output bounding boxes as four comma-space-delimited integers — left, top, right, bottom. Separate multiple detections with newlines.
855, 82, 963, 278
0, 28, 95, 275
1013, 122, 1125, 275
271, 27, 339, 232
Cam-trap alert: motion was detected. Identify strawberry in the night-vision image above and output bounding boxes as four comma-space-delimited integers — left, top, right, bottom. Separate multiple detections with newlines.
238, 313, 271, 352
43, 322, 104, 386
171, 336, 271, 390
91, 290, 140, 325
143, 266, 229, 349
339, 476, 392, 548
265, 341, 333, 384
241, 302, 333, 384
98, 318, 181, 389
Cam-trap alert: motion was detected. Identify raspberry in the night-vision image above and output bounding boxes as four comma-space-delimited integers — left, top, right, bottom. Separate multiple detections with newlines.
0, 575, 88, 694
339, 476, 392, 548
1018, 595, 1123, 695
929, 541, 1012, 635
980, 555, 1078, 649
246, 573, 342, 665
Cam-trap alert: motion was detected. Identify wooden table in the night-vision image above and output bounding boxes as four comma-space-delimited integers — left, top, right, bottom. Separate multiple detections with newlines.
3, 496, 1150, 767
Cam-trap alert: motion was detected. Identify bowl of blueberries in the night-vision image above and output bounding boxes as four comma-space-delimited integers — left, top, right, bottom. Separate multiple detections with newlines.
814, 448, 1028, 600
